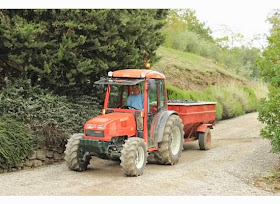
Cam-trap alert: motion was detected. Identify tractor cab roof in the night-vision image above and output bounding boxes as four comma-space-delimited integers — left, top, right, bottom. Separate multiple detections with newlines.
94, 69, 165, 85
111, 69, 165, 80
95, 78, 144, 86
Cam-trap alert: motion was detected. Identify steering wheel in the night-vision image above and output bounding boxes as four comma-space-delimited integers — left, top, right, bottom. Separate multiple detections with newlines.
122, 105, 137, 110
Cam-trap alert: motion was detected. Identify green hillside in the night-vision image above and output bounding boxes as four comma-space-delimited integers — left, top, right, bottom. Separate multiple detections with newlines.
153, 46, 248, 91
152, 46, 268, 120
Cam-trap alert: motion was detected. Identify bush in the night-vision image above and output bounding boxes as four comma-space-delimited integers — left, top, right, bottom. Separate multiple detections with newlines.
224, 84, 257, 113
258, 86, 280, 153
0, 115, 34, 169
166, 83, 204, 101
0, 78, 101, 147
166, 83, 191, 100
201, 89, 223, 120
240, 85, 258, 112
206, 86, 245, 119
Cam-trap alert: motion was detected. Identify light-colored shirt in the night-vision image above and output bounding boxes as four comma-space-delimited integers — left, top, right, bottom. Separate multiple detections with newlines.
127, 93, 144, 110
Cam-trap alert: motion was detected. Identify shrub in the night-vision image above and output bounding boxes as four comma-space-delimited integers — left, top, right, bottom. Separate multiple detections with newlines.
251, 80, 269, 101
240, 85, 258, 112
201, 89, 223, 120
224, 84, 253, 113
0, 115, 34, 169
166, 83, 191, 99
206, 86, 245, 119
258, 86, 280, 153
0, 78, 101, 147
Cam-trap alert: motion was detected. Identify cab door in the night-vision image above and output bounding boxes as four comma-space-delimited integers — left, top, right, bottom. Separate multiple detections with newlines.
147, 79, 166, 148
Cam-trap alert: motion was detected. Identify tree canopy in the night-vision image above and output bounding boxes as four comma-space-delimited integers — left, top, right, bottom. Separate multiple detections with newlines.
0, 9, 168, 95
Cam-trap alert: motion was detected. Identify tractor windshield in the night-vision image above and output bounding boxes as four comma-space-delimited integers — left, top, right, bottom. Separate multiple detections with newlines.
95, 78, 145, 109
107, 82, 145, 109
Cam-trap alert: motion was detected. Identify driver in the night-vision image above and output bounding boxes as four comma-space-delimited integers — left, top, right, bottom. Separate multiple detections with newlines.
127, 84, 144, 110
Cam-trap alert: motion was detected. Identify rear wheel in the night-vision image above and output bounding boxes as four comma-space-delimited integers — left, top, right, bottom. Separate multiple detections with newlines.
120, 137, 147, 177
154, 115, 183, 165
198, 128, 211, 150
64, 133, 90, 171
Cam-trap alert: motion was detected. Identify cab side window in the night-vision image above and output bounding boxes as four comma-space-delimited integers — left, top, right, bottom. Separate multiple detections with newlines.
148, 79, 165, 114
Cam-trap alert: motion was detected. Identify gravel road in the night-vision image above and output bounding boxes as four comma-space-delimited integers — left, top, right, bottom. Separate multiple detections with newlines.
0, 112, 279, 196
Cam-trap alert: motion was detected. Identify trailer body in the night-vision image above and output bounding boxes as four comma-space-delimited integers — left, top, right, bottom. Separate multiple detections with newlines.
168, 100, 216, 143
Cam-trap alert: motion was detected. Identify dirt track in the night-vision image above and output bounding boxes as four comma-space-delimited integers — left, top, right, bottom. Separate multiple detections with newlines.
0, 112, 279, 196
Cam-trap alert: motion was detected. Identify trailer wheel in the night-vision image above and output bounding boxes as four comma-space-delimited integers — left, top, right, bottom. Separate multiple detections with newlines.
198, 128, 211, 150
120, 137, 147, 177
154, 114, 183, 165
64, 133, 90, 171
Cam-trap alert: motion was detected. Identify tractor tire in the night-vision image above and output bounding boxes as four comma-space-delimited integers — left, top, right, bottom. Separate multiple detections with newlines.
120, 137, 147, 177
198, 127, 211, 150
154, 114, 183, 165
64, 133, 90, 172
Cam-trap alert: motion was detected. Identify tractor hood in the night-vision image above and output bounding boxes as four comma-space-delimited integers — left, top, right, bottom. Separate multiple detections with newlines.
84, 112, 136, 140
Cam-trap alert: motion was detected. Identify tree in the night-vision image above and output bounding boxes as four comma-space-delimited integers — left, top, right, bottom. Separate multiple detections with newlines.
0, 9, 168, 95
258, 10, 280, 153
183, 9, 214, 42
215, 25, 245, 48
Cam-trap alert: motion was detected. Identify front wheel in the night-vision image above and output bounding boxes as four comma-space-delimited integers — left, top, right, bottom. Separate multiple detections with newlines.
120, 137, 147, 177
64, 133, 90, 171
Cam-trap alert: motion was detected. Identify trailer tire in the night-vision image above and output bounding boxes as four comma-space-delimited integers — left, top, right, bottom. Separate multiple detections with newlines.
120, 137, 147, 177
199, 128, 211, 150
64, 133, 90, 172
154, 114, 183, 165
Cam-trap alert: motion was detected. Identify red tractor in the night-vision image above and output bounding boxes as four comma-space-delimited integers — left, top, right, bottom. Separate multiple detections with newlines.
65, 69, 216, 176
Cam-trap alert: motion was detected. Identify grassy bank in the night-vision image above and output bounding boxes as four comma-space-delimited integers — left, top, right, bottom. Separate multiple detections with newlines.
153, 46, 267, 120
153, 46, 249, 91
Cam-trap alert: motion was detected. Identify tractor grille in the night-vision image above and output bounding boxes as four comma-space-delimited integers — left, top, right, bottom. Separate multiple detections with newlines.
85, 130, 104, 137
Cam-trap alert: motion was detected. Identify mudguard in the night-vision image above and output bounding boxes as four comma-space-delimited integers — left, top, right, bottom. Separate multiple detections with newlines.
197, 123, 213, 133
150, 110, 178, 144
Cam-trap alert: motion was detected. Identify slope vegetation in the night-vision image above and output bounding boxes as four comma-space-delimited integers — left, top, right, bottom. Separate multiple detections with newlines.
153, 46, 248, 91
153, 46, 267, 121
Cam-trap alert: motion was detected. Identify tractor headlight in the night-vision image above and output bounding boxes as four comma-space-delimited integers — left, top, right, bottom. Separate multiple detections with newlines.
97, 125, 105, 129
87, 124, 95, 129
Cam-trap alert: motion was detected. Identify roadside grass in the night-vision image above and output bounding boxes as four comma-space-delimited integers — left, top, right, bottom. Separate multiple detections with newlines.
254, 165, 280, 193
251, 80, 269, 100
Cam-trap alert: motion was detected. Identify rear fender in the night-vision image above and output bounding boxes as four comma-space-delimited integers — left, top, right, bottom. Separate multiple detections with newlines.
197, 124, 213, 133
150, 110, 178, 144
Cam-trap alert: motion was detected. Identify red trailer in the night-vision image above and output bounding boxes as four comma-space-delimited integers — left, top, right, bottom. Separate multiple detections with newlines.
168, 100, 216, 150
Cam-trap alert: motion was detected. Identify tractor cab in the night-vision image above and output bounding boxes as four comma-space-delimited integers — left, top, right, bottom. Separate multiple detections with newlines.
91, 69, 167, 149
